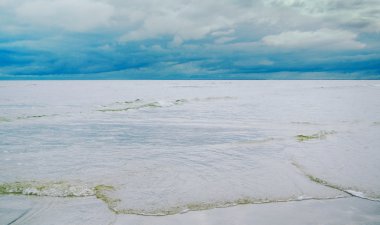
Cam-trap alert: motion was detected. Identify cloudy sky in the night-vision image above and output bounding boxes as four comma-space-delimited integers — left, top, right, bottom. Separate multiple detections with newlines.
0, 0, 379, 79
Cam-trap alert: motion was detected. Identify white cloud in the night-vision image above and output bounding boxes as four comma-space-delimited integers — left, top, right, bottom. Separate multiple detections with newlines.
211, 29, 235, 37
1, 0, 379, 46
265, 0, 380, 32
214, 37, 236, 44
16, 0, 114, 32
117, 1, 242, 43
262, 28, 365, 50
170, 35, 184, 47
0, 0, 11, 7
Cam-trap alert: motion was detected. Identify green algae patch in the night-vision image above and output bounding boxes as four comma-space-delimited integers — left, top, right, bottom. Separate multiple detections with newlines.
186, 202, 220, 212
296, 131, 336, 142
98, 99, 188, 113
94, 185, 120, 213
306, 175, 329, 186
116, 99, 142, 104
174, 99, 188, 105
98, 101, 162, 112
292, 161, 353, 196
0, 181, 50, 195
0, 182, 29, 195
97, 108, 128, 112
16, 114, 57, 120
94, 185, 114, 192
0, 181, 94, 197
114, 196, 319, 216
296, 134, 319, 141
28, 115, 47, 118
305, 174, 362, 197
235, 198, 255, 205
142, 102, 160, 107
0, 117, 11, 123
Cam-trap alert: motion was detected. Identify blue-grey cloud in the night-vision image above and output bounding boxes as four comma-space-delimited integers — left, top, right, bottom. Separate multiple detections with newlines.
0, 0, 379, 79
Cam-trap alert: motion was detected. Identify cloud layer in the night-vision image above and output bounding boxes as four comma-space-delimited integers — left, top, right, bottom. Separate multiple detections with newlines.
0, 0, 379, 79
16, 0, 114, 32
262, 29, 365, 49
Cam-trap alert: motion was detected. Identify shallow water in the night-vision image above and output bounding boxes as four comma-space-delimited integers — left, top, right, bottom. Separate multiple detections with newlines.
1, 81, 380, 222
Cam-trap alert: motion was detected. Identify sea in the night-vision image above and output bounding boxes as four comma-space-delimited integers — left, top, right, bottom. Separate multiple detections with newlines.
1, 80, 380, 224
